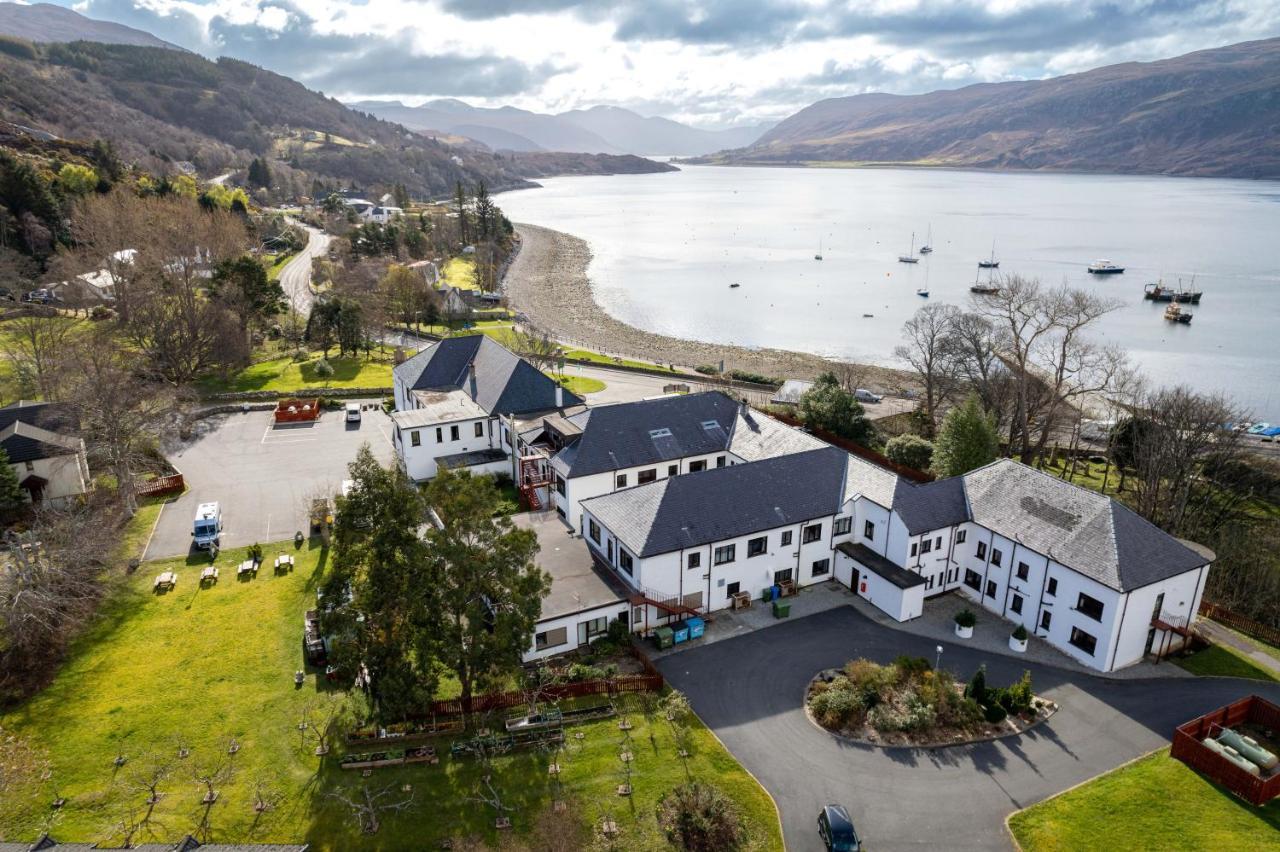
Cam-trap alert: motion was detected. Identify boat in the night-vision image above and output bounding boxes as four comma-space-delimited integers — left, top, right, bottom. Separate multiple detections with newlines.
898, 232, 919, 264
1143, 279, 1202, 304
1247, 422, 1272, 435
814, 238, 823, 261
1163, 303, 1192, 324
919, 225, 933, 254
970, 269, 1000, 295
729, 282, 740, 289
978, 240, 999, 269
1087, 259, 1125, 274
916, 289, 929, 297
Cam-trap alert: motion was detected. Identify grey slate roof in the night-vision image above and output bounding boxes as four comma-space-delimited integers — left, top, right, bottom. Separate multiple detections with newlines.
0, 421, 80, 463
842, 453, 900, 508
0, 400, 76, 433
728, 405, 827, 462
393, 336, 581, 416
581, 446, 849, 557
961, 459, 1210, 592
892, 476, 968, 535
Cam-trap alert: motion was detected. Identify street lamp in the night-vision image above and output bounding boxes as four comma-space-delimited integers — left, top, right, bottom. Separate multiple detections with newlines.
935, 644, 944, 672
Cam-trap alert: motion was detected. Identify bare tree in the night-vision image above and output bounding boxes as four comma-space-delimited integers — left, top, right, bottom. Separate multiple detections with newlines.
0, 312, 73, 400
894, 303, 961, 436
511, 325, 562, 374
128, 750, 175, 814
249, 769, 285, 815
191, 751, 234, 805
327, 782, 414, 834
299, 693, 350, 756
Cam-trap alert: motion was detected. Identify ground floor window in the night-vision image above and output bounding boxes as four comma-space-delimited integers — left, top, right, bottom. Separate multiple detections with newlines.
1010, 593, 1023, 614
588, 519, 601, 544
535, 626, 568, 651
985, 580, 997, 599
1069, 626, 1098, 656
1040, 610, 1052, 630
964, 569, 981, 591
774, 568, 793, 584
726, 581, 740, 598
582, 616, 608, 639
812, 558, 830, 576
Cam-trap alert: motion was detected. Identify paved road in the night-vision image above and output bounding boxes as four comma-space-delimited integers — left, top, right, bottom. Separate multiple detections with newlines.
656, 606, 1280, 852
278, 220, 330, 317
145, 407, 394, 559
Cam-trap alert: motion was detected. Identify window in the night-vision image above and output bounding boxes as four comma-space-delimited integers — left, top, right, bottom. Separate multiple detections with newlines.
668, 464, 678, 476
781, 530, 793, 547
1010, 593, 1023, 614
716, 455, 726, 468
976, 541, 987, 560
688, 552, 701, 570
921, 539, 933, 554
435, 427, 443, 443
535, 627, 568, 651
926, 574, 934, 591
700, 420, 720, 430
747, 536, 767, 557
935, 536, 943, 549
648, 428, 672, 439
991, 548, 1003, 567
802, 523, 822, 544
588, 519, 601, 544
812, 558, 830, 576
638, 468, 657, 484
1016, 562, 1030, 581
910, 542, 918, 557
410, 430, 421, 447
474, 421, 484, 438
1075, 592, 1105, 622
833, 517, 852, 536
582, 616, 608, 639
726, 581, 740, 598
450, 425, 460, 441
1046, 577, 1058, 597
773, 568, 793, 584
616, 473, 628, 488
956, 529, 967, 544
555, 475, 566, 496
964, 569, 981, 591
618, 550, 634, 574
986, 580, 997, 599
1040, 611, 1052, 631
714, 544, 735, 565
864, 520, 875, 540
1069, 627, 1098, 656
689, 460, 707, 473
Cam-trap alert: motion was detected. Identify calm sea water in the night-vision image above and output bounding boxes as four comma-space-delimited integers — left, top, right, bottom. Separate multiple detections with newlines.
498, 164, 1280, 419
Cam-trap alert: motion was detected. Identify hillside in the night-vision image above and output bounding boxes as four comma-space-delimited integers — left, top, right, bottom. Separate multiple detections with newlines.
0, 1, 177, 49
705, 38, 1280, 179
0, 41, 670, 199
352, 99, 771, 157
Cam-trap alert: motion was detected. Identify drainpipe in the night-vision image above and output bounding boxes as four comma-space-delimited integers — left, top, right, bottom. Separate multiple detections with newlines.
1108, 592, 1130, 671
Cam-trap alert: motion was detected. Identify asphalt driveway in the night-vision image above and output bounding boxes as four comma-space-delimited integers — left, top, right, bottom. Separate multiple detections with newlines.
145, 406, 394, 559
656, 606, 1280, 852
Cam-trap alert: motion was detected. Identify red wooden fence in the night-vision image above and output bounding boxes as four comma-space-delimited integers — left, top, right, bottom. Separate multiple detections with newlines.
274, 398, 322, 424
1170, 694, 1280, 806
1199, 601, 1280, 649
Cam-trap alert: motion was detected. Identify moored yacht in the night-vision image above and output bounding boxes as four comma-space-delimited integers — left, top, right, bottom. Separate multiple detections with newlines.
1087, 259, 1125, 274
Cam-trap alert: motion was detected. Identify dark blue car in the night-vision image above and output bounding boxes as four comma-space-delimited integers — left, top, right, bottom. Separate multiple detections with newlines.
817, 803, 861, 851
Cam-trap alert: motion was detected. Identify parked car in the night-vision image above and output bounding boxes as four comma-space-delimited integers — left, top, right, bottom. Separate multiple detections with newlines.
23, 288, 61, 304
817, 804, 861, 852
0, 287, 14, 301
854, 388, 882, 404
345, 401, 362, 423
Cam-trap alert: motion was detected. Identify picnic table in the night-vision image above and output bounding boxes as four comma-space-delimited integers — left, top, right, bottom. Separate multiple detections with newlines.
237, 559, 258, 578
153, 571, 176, 591
200, 566, 219, 585
274, 554, 295, 574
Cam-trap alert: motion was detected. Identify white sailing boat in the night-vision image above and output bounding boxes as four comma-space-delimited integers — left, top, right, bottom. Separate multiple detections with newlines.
898, 232, 919, 264
919, 225, 933, 254
814, 238, 823, 261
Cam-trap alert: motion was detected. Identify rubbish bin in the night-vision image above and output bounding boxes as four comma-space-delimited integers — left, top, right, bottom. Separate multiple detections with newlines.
686, 617, 705, 640
772, 600, 791, 619
772, 583, 782, 601
672, 621, 690, 644
653, 626, 674, 650
761, 587, 771, 603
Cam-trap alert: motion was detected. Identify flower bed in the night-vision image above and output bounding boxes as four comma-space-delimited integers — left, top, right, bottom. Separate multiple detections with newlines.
806, 656, 1056, 747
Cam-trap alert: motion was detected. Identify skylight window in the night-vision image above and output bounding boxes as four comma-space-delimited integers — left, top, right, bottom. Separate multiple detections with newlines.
649, 428, 673, 439
701, 420, 722, 430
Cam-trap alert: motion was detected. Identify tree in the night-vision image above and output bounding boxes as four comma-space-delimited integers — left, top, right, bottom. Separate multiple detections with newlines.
327, 782, 414, 835
452, 181, 470, 245
884, 434, 934, 471
392, 182, 410, 210
211, 255, 287, 343
424, 467, 549, 714
474, 182, 496, 241
247, 157, 272, 190
656, 782, 745, 852
932, 394, 1000, 478
380, 264, 429, 329
894, 303, 960, 436
0, 313, 72, 400
0, 448, 24, 518
510, 325, 562, 374
799, 372, 875, 445
56, 163, 98, 196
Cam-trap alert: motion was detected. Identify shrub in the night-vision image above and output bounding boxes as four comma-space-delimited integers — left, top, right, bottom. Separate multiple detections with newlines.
984, 703, 1008, 724
954, 609, 977, 628
810, 686, 864, 729
884, 434, 935, 471
312, 357, 334, 377
1011, 624, 1028, 641
893, 655, 932, 677
867, 701, 908, 732
902, 692, 938, 732
1006, 671, 1034, 714
727, 369, 777, 385
965, 665, 987, 704
89, 305, 115, 320
656, 782, 745, 852
694, 364, 719, 375
565, 663, 606, 682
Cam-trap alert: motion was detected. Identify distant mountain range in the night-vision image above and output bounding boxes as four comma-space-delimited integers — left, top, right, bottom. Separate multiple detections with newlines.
0, 2, 177, 49
349, 99, 771, 157
701, 38, 1280, 179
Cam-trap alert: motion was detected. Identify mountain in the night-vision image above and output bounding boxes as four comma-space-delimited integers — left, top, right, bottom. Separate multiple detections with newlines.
0, 2, 178, 49
0, 41, 672, 199
351, 99, 771, 157
704, 38, 1280, 179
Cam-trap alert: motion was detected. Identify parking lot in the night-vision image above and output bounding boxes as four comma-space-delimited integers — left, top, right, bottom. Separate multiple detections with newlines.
144, 405, 395, 559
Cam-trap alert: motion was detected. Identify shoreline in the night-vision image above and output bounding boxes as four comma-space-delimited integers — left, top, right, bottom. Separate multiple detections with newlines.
502, 222, 913, 389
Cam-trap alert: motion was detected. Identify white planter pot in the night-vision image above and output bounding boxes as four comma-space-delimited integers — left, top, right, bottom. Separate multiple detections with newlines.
955, 623, 974, 639
1009, 635, 1028, 653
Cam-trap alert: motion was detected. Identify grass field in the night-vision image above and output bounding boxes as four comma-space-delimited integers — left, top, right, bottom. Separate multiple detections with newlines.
1174, 643, 1280, 682
550, 374, 606, 396
0, 541, 782, 851
562, 348, 675, 372
199, 349, 402, 395
1008, 749, 1280, 851
266, 252, 297, 283
441, 257, 478, 291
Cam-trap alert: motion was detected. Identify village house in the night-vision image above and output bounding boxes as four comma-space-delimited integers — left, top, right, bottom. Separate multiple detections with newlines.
0, 402, 91, 506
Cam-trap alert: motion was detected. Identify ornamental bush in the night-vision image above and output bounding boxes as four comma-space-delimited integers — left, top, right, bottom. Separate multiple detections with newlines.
984, 703, 1008, 724
312, 357, 334, 378
955, 609, 977, 628
656, 782, 746, 852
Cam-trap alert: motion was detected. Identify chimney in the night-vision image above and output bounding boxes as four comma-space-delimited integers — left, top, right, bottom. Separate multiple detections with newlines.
468, 361, 477, 401
555, 384, 564, 408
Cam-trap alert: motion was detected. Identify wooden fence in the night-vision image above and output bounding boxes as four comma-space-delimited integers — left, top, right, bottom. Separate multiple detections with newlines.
135, 472, 184, 498
274, 398, 322, 424
1171, 694, 1280, 806
1199, 601, 1280, 649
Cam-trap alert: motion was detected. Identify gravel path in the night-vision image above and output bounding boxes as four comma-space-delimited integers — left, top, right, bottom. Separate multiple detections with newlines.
503, 222, 914, 388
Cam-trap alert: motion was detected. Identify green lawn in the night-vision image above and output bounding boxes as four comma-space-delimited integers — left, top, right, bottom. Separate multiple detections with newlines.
562, 348, 675, 372
550, 374, 606, 396
200, 350, 401, 394
266, 252, 297, 283
1173, 643, 1280, 682
1008, 749, 1280, 851
0, 541, 783, 851
441, 257, 478, 291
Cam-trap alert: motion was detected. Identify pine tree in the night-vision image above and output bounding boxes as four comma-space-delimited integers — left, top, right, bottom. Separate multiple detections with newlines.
799, 372, 875, 444
452, 181, 469, 244
933, 393, 1000, 477
0, 448, 26, 516
247, 158, 272, 189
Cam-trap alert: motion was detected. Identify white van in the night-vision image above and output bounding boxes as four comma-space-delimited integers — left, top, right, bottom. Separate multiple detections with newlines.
192, 502, 222, 550
345, 402, 361, 423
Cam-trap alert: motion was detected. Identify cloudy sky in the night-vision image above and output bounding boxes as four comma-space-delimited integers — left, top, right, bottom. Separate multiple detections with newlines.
55, 0, 1280, 129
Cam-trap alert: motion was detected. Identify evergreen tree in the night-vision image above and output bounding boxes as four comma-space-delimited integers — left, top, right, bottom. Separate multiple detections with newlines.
799, 372, 875, 445
247, 157, 272, 189
0, 448, 25, 517
211, 255, 286, 340
884, 434, 934, 471
933, 393, 1000, 477
452, 180, 469, 244
474, 182, 495, 240
392, 182, 410, 209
